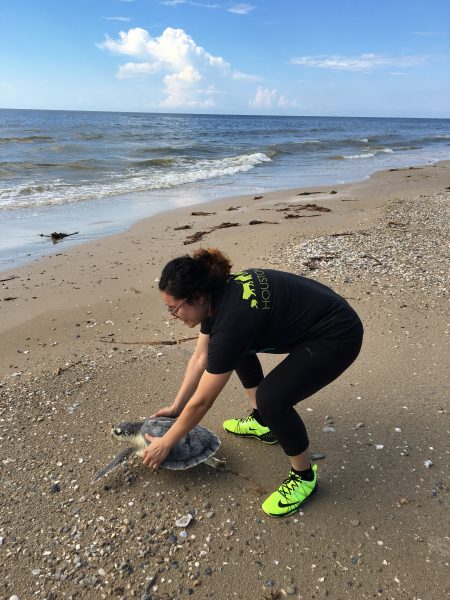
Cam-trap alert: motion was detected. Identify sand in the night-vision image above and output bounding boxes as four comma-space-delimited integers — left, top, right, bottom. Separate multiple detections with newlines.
1, 161, 449, 600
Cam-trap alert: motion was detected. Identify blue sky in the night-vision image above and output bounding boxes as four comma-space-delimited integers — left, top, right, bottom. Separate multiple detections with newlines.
1, 0, 449, 117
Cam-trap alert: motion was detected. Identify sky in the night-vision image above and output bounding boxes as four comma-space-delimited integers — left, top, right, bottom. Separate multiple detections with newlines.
1, 0, 449, 117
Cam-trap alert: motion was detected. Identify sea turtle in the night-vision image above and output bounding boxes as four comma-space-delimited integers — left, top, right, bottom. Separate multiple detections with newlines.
92, 417, 224, 482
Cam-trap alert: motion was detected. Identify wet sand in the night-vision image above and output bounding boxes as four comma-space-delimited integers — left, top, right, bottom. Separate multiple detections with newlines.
1, 161, 449, 599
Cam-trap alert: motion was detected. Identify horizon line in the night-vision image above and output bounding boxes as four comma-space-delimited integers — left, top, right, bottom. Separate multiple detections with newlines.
1, 107, 449, 120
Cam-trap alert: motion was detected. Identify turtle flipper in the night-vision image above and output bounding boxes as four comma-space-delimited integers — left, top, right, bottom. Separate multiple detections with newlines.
92, 447, 136, 483
204, 456, 227, 470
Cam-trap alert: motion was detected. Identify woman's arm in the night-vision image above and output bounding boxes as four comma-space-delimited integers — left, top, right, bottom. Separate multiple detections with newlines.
151, 333, 209, 417
143, 369, 232, 468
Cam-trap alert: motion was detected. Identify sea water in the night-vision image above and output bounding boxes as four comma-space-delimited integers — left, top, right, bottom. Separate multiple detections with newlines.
1, 109, 449, 268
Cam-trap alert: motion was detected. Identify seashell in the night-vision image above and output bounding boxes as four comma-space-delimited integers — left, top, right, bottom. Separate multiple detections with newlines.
175, 513, 193, 528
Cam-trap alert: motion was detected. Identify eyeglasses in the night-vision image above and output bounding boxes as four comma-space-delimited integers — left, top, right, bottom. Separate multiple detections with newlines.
166, 298, 187, 317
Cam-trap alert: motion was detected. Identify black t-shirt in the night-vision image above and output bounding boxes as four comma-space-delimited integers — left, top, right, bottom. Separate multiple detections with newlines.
200, 268, 362, 375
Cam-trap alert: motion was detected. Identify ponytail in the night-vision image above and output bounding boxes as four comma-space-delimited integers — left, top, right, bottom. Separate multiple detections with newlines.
159, 248, 232, 299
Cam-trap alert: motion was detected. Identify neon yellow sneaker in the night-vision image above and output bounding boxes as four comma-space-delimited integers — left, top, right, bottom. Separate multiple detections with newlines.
261, 464, 318, 517
223, 411, 277, 444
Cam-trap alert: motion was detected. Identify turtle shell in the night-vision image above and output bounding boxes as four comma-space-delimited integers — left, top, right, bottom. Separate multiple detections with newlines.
141, 418, 220, 470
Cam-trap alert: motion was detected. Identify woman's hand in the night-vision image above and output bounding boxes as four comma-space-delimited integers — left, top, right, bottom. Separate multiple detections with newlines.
142, 435, 172, 469
150, 403, 180, 419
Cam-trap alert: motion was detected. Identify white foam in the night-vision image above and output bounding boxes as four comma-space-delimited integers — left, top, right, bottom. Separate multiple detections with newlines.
342, 153, 375, 160
0, 152, 271, 211
343, 148, 393, 160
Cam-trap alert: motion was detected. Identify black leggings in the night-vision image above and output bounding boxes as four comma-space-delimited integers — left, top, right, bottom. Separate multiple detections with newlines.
234, 330, 363, 456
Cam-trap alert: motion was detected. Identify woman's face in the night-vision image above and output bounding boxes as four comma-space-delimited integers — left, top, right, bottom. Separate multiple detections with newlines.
161, 291, 209, 328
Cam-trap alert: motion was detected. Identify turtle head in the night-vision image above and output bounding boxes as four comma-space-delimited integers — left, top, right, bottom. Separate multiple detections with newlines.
111, 421, 145, 449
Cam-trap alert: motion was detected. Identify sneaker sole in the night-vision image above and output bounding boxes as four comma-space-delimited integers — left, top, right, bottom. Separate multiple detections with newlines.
223, 427, 278, 445
263, 482, 319, 517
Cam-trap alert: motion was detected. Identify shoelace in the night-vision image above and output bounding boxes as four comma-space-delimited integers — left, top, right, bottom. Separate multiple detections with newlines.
241, 414, 254, 423
235, 413, 256, 433
278, 471, 308, 500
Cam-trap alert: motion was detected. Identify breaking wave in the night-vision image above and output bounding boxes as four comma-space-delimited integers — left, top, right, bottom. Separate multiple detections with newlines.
0, 152, 271, 210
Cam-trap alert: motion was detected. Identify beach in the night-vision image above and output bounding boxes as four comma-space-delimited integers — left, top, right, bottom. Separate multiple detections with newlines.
1, 161, 449, 599
3, 110, 450, 270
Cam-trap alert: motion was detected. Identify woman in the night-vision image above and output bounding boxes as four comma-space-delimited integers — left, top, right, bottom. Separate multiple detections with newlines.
143, 248, 363, 517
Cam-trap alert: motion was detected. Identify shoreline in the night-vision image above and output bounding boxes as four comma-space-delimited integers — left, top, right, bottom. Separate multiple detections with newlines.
2, 152, 448, 273
1, 159, 449, 599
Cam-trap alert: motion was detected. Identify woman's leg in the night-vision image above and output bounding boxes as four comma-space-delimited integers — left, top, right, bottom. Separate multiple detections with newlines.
256, 335, 363, 458
234, 353, 261, 410
235, 353, 263, 390
223, 354, 277, 443
259, 334, 363, 516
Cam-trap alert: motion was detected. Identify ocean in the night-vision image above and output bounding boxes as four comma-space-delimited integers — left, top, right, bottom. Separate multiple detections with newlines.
1, 109, 449, 269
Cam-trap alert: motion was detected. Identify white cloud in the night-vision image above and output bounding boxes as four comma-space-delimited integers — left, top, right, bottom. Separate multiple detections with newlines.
250, 86, 277, 107
227, 4, 255, 15
101, 28, 151, 58
162, 67, 204, 107
277, 94, 297, 109
100, 27, 230, 107
117, 62, 161, 79
101, 27, 229, 69
291, 53, 429, 72
249, 86, 297, 109
411, 31, 445, 36
104, 17, 132, 22
232, 70, 262, 81
170, 65, 202, 83
161, 69, 215, 108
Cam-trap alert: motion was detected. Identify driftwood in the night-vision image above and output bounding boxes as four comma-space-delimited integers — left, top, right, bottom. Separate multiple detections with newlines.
212, 222, 240, 230
249, 220, 278, 225
389, 166, 420, 172
361, 254, 383, 266
302, 203, 331, 212
284, 213, 320, 219
182, 212, 284, 244
227, 206, 240, 211
39, 231, 79, 243
174, 225, 192, 231
184, 231, 208, 244
191, 211, 216, 216
184, 222, 240, 245
2, 296, 18, 301
253, 195, 263, 200
53, 360, 83, 377
387, 221, 406, 228
276, 203, 331, 213
304, 255, 337, 270
100, 336, 198, 346
0, 276, 18, 283
297, 190, 337, 196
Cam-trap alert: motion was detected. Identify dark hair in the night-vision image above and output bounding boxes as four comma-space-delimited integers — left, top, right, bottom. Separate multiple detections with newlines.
159, 248, 232, 299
